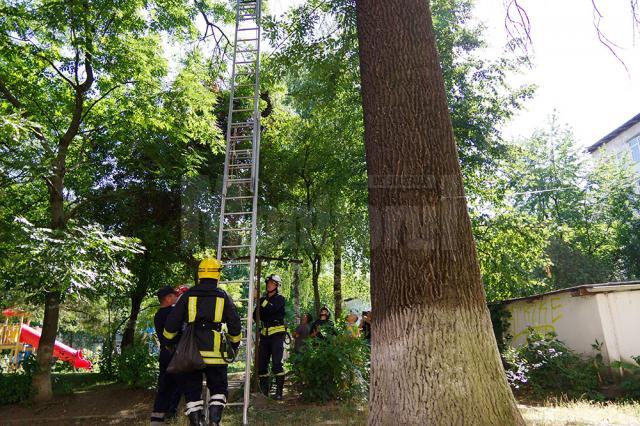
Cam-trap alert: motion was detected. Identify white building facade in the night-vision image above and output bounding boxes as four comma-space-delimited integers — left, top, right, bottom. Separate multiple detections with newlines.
588, 113, 640, 187
499, 282, 640, 365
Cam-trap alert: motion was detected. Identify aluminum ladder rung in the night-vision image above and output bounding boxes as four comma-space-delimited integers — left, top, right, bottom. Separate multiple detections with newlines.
222, 261, 251, 267
227, 178, 252, 184
223, 227, 252, 232
224, 211, 252, 216
238, 27, 258, 32
221, 244, 251, 249
218, 279, 250, 285
233, 96, 254, 100
224, 196, 253, 201
237, 49, 258, 54
236, 38, 258, 42
231, 108, 254, 113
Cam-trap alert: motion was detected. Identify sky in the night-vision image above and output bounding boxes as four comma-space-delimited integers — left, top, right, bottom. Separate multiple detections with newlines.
266, 0, 640, 150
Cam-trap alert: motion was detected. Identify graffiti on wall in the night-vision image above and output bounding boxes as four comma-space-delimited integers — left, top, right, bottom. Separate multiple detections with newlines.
510, 296, 564, 343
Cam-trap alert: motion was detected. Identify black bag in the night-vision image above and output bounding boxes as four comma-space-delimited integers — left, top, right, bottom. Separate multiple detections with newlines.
166, 325, 206, 374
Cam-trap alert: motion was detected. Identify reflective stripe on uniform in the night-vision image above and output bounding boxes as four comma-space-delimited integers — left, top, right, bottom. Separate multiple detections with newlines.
202, 357, 228, 365
214, 296, 224, 322
185, 400, 203, 415
228, 333, 241, 343
261, 299, 268, 308
188, 296, 198, 323
274, 371, 286, 377
209, 393, 227, 407
259, 373, 269, 378
260, 325, 286, 336
214, 331, 221, 355
163, 329, 177, 339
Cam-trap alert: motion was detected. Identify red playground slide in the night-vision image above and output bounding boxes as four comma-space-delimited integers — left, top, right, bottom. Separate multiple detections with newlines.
19, 324, 92, 370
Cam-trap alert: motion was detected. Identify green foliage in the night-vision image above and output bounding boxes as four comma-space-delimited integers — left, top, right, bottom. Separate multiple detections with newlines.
488, 304, 512, 352
115, 345, 158, 389
5, 218, 142, 300
0, 356, 37, 405
289, 331, 369, 402
503, 329, 601, 399
612, 356, 640, 400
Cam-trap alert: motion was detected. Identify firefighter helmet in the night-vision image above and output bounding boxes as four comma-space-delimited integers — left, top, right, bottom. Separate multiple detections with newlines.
198, 258, 222, 280
265, 274, 282, 286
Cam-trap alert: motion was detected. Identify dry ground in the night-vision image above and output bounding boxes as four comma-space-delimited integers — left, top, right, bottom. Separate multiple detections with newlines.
0, 384, 638, 425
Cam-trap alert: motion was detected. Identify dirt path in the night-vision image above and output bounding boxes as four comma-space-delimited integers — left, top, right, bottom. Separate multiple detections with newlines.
0, 384, 154, 425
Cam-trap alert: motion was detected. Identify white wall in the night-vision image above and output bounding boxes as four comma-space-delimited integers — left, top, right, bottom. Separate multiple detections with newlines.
503, 290, 640, 363
591, 121, 640, 183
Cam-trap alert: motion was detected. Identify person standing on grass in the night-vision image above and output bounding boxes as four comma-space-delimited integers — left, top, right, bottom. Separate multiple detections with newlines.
150, 286, 180, 426
292, 313, 313, 354
254, 274, 287, 400
163, 258, 242, 426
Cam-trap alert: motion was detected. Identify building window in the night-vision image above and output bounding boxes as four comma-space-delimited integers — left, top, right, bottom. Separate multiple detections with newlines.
629, 135, 640, 163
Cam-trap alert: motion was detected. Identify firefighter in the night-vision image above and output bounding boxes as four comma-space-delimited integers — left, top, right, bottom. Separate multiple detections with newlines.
163, 258, 242, 426
254, 274, 286, 400
150, 286, 180, 425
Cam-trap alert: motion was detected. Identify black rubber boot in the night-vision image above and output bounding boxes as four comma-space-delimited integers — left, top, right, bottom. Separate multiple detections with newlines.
259, 376, 270, 396
188, 410, 204, 426
274, 376, 284, 400
208, 405, 223, 426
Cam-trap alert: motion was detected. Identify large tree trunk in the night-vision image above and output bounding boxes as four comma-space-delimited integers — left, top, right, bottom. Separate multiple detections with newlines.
310, 254, 321, 315
355, 1, 524, 424
333, 238, 342, 318
292, 262, 301, 324
32, 291, 61, 402
120, 291, 144, 349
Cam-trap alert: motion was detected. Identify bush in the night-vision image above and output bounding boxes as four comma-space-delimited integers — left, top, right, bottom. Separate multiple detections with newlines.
612, 355, 640, 400
0, 355, 37, 405
502, 329, 601, 399
115, 345, 158, 388
289, 329, 369, 403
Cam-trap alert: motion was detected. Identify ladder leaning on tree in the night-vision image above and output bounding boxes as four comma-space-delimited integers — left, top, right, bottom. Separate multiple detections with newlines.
215, 0, 262, 424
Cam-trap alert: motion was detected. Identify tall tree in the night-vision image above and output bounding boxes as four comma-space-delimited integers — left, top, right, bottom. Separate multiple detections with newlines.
0, 0, 215, 399
355, 0, 523, 423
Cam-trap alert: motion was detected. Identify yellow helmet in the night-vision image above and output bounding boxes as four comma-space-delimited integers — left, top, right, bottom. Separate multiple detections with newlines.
198, 258, 222, 280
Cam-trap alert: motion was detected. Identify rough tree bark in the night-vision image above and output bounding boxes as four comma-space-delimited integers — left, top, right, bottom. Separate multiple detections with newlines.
310, 254, 321, 315
293, 263, 301, 324
354, 1, 524, 424
121, 292, 144, 349
333, 238, 342, 318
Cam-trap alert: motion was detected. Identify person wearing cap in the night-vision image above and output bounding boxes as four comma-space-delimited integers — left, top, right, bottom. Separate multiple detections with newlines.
163, 258, 242, 426
150, 286, 180, 425
253, 273, 286, 400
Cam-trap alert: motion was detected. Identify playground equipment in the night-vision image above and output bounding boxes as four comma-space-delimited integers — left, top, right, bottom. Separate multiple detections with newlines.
1, 308, 92, 370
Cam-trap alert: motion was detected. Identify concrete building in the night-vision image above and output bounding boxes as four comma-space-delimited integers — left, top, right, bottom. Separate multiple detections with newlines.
499, 281, 640, 364
587, 113, 640, 187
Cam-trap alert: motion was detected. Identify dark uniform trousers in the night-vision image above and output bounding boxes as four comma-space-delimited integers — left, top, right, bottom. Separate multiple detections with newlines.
151, 355, 181, 422
258, 332, 286, 377
179, 365, 228, 413
151, 306, 181, 425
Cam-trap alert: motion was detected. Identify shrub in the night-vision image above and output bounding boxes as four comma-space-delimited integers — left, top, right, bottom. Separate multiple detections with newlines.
612, 355, 640, 399
0, 355, 37, 405
289, 329, 369, 403
115, 345, 158, 388
502, 329, 601, 399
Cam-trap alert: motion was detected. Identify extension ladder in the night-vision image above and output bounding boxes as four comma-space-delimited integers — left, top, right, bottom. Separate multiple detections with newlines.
216, 0, 262, 424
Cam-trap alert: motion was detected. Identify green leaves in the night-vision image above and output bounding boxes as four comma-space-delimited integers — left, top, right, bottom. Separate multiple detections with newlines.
6, 217, 143, 299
